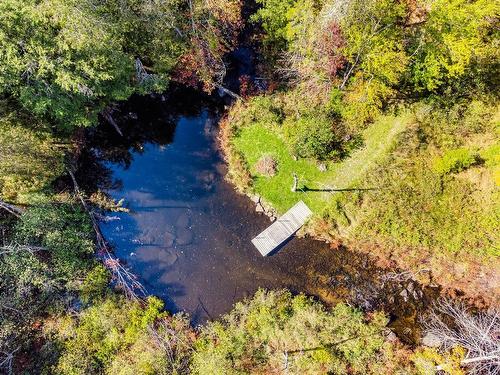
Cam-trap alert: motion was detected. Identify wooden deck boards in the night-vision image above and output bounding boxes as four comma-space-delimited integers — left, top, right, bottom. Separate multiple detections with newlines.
251, 201, 312, 256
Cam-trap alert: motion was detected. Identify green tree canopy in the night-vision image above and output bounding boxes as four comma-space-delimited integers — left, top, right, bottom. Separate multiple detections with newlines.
409, 0, 499, 92
0, 0, 189, 130
0, 103, 65, 203
191, 289, 409, 374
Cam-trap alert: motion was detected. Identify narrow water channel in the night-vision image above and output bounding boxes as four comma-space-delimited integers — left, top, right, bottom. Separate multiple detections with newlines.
78, 87, 440, 344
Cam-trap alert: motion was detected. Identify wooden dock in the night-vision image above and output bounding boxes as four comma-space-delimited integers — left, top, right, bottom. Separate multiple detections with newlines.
252, 201, 313, 256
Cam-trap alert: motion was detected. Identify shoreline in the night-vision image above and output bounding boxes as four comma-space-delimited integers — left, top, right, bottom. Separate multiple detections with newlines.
218, 104, 500, 311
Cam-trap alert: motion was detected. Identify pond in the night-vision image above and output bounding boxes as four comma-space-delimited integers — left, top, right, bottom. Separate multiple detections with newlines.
78, 87, 439, 344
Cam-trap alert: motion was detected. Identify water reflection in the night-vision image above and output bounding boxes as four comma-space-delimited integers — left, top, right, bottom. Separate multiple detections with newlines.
79, 87, 439, 343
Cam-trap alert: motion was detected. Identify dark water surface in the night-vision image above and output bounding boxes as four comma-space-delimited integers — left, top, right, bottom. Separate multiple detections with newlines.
81, 89, 438, 343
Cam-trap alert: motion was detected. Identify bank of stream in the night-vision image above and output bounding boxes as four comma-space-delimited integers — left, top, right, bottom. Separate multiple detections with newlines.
75, 85, 442, 345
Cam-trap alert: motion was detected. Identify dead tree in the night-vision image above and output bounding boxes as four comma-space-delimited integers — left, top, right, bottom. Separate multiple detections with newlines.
0, 200, 23, 218
425, 299, 500, 374
0, 244, 45, 256
147, 319, 192, 373
0, 347, 19, 375
102, 107, 123, 137
67, 167, 146, 300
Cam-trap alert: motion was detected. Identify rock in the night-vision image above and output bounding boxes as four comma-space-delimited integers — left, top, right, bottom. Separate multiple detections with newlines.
385, 330, 398, 342
399, 289, 409, 302
261, 202, 274, 215
176, 228, 194, 246
163, 231, 175, 247
250, 195, 261, 204
318, 163, 327, 172
407, 282, 415, 293
156, 249, 178, 266
421, 332, 442, 348
255, 203, 265, 213
176, 213, 190, 229
135, 247, 157, 261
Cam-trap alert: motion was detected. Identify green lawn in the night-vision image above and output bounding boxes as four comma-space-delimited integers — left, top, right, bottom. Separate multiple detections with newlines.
232, 113, 411, 214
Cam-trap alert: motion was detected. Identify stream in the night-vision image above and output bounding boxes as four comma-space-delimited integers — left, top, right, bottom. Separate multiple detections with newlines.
76, 86, 440, 344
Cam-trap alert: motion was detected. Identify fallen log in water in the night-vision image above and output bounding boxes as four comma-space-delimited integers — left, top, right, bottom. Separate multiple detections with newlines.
67, 167, 146, 300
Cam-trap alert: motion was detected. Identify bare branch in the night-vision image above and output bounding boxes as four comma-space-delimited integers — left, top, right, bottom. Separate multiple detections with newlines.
102, 107, 123, 137
147, 318, 193, 372
424, 299, 500, 374
67, 167, 146, 300
215, 83, 242, 100
0, 244, 45, 256
0, 200, 23, 218
0, 347, 19, 375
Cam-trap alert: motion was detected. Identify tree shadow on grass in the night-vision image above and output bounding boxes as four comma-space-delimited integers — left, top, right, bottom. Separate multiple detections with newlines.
301, 185, 378, 193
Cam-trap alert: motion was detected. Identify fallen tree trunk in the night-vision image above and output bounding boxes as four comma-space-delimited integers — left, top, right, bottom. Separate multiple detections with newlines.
215, 83, 242, 100
0, 244, 45, 256
0, 200, 23, 218
67, 167, 146, 300
102, 107, 124, 137
436, 355, 500, 372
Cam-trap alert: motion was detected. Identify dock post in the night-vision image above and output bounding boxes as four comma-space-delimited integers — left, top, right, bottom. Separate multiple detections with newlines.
291, 173, 298, 192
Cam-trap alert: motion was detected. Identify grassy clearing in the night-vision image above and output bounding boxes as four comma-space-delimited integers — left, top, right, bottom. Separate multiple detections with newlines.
232, 113, 410, 214
224, 97, 500, 304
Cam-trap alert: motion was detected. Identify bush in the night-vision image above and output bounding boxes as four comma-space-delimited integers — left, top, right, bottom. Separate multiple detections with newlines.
191, 289, 406, 375
254, 154, 278, 176
0, 112, 65, 204
53, 296, 193, 375
433, 148, 478, 175
282, 115, 339, 160
15, 204, 94, 279
80, 264, 110, 304
412, 347, 465, 375
342, 75, 394, 129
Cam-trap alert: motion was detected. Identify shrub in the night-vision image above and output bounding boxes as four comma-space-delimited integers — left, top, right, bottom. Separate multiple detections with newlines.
80, 264, 110, 304
0, 113, 65, 204
342, 74, 394, 129
254, 154, 278, 176
412, 347, 465, 375
433, 148, 478, 175
219, 113, 253, 192
480, 144, 500, 168
480, 143, 500, 186
191, 289, 404, 374
282, 115, 339, 160
54, 296, 194, 375
15, 204, 94, 279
